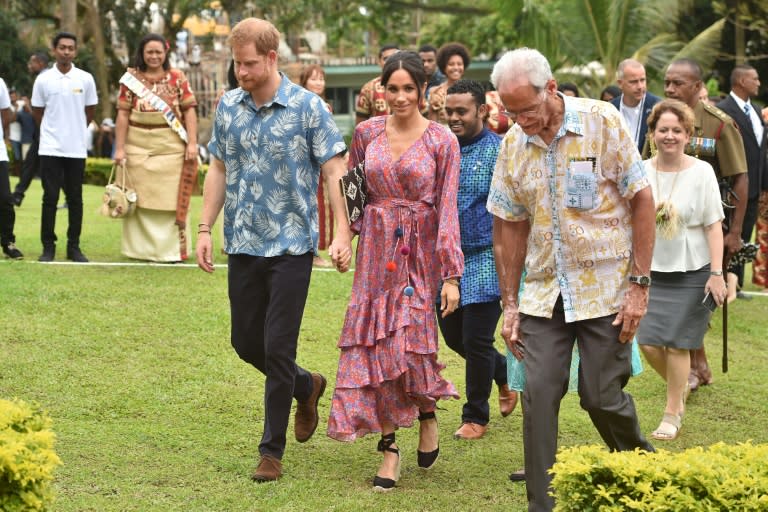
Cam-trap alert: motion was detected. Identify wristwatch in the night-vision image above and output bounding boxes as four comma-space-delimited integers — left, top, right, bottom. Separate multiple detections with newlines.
628, 275, 652, 287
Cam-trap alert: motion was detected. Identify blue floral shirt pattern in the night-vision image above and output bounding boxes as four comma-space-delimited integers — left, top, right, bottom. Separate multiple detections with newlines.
208, 73, 346, 257
457, 128, 502, 306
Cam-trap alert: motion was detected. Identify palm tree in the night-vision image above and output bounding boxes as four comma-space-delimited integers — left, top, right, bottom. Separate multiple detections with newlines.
493, 0, 725, 97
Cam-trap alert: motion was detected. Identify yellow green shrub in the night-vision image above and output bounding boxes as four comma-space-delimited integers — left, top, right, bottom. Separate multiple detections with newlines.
551, 443, 768, 511
0, 399, 62, 512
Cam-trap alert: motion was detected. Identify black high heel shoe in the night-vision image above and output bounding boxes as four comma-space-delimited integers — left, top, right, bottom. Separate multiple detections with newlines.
372, 433, 400, 491
417, 411, 439, 469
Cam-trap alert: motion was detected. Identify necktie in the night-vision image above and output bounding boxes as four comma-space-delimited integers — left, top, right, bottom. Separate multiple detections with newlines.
744, 103, 751, 117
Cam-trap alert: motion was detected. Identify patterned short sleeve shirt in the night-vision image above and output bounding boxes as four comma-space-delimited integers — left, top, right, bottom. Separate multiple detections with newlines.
208, 73, 346, 257
457, 128, 502, 305
487, 94, 650, 322
355, 76, 389, 119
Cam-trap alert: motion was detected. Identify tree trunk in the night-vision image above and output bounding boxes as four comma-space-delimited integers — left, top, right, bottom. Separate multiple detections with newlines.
83, 0, 111, 121
60, 0, 77, 32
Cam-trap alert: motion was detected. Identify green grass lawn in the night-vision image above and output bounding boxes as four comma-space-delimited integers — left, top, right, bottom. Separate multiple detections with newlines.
2, 178, 767, 511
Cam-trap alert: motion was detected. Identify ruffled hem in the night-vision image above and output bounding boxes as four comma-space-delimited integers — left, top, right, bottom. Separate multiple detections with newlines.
339, 286, 436, 352
327, 357, 458, 442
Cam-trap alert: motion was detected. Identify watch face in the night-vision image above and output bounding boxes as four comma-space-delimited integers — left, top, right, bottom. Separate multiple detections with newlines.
631, 275, 651, 286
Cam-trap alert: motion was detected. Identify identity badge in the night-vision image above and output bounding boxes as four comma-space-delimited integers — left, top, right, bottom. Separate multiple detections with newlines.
565, 157, 597, 210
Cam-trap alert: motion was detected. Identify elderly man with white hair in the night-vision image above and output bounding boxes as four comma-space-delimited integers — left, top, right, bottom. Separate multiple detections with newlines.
486, 47, 656, 512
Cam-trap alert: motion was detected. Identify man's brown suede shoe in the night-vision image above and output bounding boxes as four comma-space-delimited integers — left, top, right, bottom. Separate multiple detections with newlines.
498, 384, 519, 417
294, 372, 326, 442
453, 422, 488, 440
252, 454, 282, 482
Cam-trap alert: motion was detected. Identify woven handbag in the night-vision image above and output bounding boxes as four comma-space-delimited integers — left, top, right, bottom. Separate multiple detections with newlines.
100, 162, 137, 219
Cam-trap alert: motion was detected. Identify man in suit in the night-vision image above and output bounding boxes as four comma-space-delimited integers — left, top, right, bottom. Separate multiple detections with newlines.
611, 59, 661, 153
717, 64, 768, 293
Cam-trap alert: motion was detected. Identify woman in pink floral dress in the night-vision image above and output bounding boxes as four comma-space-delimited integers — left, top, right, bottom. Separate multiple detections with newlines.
328, 52, 463, 491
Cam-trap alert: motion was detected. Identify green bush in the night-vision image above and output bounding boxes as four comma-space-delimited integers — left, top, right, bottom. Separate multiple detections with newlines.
84, 158, 113, 186
0, 399, 62, 512
551, 443, 768, 511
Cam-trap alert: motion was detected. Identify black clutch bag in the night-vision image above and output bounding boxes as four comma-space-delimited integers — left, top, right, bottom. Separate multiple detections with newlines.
339, 161, 366, 224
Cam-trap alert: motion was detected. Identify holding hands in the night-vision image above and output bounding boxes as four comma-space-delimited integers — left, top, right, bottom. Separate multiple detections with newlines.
329, 233, 352, 273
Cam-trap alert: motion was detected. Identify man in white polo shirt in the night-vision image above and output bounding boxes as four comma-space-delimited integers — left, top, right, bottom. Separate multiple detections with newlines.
0, 77, 24, 259
32, 31, 97, 262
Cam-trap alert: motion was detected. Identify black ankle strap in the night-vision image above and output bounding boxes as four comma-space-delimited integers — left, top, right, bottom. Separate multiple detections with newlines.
377, 433, 398, 453
418, 411, 435, 422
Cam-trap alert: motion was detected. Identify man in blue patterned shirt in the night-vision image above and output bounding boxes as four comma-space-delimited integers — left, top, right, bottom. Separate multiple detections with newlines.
196, 18, 352, 483
437, 80, 518, 441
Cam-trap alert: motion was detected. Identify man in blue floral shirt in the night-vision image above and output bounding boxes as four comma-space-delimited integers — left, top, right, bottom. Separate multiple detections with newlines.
196, 18, 352, 483
437, 80, 518, 441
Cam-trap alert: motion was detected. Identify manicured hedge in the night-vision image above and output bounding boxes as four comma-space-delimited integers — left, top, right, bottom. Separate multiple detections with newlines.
551, 443, 768, 511
0, 399, 61, 512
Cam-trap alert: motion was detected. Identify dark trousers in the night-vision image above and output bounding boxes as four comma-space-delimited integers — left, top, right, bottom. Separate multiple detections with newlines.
228, 252, 315, 460
39, 155, 84, 249
0, 161, 16, 247
436, 300, 506, 425
733, 197, 760, 287
520, 296, 653, 512
13, 135, 39, 200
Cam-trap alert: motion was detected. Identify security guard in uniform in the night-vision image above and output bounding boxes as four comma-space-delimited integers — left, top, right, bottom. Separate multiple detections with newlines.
643, 58, 747, 392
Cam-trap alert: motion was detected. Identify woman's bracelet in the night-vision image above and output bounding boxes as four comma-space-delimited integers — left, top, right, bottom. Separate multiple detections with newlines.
197, 230, 211, 235
710, 270, 723, 276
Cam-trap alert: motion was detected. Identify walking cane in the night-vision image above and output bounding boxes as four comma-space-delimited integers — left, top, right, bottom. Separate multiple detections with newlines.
722, 297, 728, 373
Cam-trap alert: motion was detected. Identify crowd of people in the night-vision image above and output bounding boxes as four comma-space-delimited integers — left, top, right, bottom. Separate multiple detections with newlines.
2, 18, 767, 512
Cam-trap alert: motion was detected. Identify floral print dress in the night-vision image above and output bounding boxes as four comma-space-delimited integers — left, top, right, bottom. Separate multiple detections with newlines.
327, 116, 464, 442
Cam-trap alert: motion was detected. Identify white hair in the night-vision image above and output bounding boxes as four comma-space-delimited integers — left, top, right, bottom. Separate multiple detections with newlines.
616, 58, 644, 80
490, 48, 552, 91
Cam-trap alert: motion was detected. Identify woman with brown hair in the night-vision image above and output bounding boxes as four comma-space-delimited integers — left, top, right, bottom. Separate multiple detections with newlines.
114, 33, 198, 262
638, 99, 726, 440
328, 51, 463, 491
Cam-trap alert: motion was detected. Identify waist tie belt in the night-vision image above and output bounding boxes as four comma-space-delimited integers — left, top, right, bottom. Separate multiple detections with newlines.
369, 198, 434, 298
128, 121, 169, 130
368, 198, 435, 217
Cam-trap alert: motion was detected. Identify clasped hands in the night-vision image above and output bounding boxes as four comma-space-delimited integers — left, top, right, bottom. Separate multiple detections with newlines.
329, 234, 353, 273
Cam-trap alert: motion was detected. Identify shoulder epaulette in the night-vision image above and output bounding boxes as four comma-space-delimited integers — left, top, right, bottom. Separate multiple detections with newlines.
702, 102, 732, 123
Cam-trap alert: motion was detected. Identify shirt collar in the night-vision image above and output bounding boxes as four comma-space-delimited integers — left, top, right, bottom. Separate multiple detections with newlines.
524, 92, 583, 145
459, 127, 491, 148
51, 64, 77, 77
235, 72, 292, 110
729, 90, 749, 110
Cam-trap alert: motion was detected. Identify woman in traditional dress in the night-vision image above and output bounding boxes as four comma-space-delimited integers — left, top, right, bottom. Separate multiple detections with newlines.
114, 33, 198, 262
327, 52, 463, 491
300, 64, 334, 268
638, 99, 726, 440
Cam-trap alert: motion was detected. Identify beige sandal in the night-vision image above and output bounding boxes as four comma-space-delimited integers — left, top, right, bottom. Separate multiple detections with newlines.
651, 413, 682, 441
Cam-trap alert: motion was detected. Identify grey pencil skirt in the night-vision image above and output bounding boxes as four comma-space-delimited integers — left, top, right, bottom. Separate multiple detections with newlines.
637, 265, 713, 350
